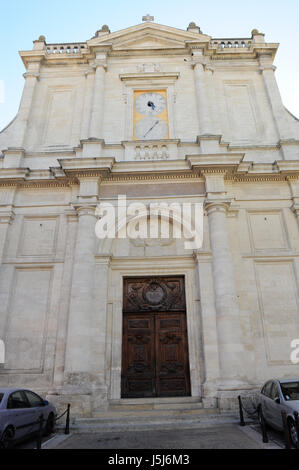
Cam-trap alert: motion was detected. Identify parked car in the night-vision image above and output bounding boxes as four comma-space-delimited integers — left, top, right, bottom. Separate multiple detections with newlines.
0, 388, 57, 448
258, 379, 299, 447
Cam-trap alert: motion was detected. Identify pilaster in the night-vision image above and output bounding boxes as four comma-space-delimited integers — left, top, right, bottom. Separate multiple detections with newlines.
287, 177, 299, 228
191, 50, 221, 153
13, 63, 41, 150
81, 66, 96, 140
259, 54, 295, 159
63, 176, 102, 399
0, 186, 17, 263
203, 172, 248, 389
88, 53, 107, 139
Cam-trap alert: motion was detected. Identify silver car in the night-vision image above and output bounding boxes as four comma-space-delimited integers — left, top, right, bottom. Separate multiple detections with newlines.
0, 388, 57, 448
258, 379, 299, 447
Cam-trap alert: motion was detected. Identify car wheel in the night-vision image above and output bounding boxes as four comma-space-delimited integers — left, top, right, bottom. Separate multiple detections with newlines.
288, 419, 298, 448
0, 427, 14, 449
44, 413, 55, 436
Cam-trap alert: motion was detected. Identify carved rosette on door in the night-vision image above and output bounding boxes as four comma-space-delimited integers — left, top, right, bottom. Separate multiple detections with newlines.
121, 276, 191, 398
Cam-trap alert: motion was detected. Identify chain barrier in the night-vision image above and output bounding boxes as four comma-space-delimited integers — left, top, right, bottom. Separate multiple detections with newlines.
238, 395, 268, 443
35, 403, 70, 449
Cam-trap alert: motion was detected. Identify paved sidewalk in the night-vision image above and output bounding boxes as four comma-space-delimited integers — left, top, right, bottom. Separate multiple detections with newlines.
51, 423, 280, 449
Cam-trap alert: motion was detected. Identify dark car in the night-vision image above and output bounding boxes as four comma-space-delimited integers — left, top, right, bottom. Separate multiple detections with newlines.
0, 388, 57, 448
258, 379, 299, 447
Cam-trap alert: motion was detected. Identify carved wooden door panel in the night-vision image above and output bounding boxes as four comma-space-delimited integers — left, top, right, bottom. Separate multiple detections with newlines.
122, 315, 156, 398
156, 313, 191, 397
122, 276, 191, 398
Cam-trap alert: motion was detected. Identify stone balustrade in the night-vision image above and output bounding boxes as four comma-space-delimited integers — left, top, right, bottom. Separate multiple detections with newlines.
123, 140, 180, 161
46, 43, 87, 54
211, 39, 252, 49
45, 38, 253, 56
134, 144, 169, 160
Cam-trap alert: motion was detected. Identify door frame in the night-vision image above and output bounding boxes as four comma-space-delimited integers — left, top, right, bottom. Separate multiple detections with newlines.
106, 257, 202, 400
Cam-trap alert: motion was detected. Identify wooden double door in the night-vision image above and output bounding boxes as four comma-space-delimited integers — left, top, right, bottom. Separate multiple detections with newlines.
121, 277, 191, 398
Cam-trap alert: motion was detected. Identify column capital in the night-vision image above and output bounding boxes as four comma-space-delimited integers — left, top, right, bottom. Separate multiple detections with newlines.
95, 61, 107, 71
23, 72, 40, 80
72, 204, 97, 218
191, 58, 207, 70
205, 64, 215, 74
0, 209, 15, 224
291, 203, 299, 218
259, 65, 276, 74
205, 198, 232, 214
85, 66, 96, 77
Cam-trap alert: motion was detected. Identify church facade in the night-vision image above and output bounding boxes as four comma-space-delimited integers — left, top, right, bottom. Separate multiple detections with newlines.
0, 19, 299, 417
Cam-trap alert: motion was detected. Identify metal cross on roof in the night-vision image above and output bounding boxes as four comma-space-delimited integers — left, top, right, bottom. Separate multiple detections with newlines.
142, 14, 154, 22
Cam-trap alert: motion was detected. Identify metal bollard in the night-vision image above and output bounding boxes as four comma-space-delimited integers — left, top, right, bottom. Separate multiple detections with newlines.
281, 410, 292, 449
238, 396, 245, 426
293, 411, 299, 449
260, 409, 269, 443
65, 404, 70, 435
36, 415, 43, 450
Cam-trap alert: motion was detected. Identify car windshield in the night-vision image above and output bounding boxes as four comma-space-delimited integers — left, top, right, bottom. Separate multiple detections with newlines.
280, 382, 299, 401
0, 393, 3, 404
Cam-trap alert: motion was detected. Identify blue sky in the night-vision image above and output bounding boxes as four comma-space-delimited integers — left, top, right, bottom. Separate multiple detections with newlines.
1, 0, 299, 131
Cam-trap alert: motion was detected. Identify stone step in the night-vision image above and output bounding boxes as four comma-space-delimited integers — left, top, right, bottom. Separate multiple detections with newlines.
109, 396, 202, 406
107, 396, 204, 412
67, 411, 238, 434
108, 402, 204, 412
91, 407, 213, 420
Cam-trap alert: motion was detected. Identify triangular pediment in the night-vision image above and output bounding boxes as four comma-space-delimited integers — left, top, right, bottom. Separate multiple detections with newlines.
87, 22, 211, 52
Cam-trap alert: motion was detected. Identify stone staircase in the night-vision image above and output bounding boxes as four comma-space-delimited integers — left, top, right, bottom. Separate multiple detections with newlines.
67, 397, 238, 433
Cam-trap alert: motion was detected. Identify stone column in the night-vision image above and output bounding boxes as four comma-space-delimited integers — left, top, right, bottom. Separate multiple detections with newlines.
192, 50, 221, 153
88, 56, 106, 139
81, 67, 96, 140
50, 211, 78, 392
0, 187, 16, 262
205, 199, 247, 388
13, 65, 40, 148
0, 211, 15, 263
194, 252, 220, 405
259, 55, 291, 141
287, 176, 299, 229
193, 60, 212, 136
64, 204, 98, 393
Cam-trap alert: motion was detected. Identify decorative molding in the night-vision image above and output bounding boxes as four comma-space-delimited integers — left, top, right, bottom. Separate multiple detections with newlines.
0, 210, 15, 224
73, 205, 97, 218
119, 72, 180, 82
123, 276, 186, 313
204, 199, 232, 214
23, 72, 40, 80
259, 65, 276, 73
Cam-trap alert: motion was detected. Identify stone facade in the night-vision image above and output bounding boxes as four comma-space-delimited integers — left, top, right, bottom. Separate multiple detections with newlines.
0, 20, 299, 417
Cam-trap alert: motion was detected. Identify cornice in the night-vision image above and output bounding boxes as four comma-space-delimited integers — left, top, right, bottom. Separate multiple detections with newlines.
0, 157, 299, 188
187, 153, 244, 174
57, 157, 115, 179
102, 173, 202, 184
